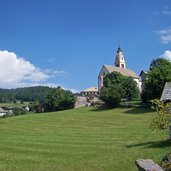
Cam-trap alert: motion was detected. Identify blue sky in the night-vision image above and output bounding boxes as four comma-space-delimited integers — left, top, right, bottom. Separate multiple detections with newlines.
0, 0, 171, 92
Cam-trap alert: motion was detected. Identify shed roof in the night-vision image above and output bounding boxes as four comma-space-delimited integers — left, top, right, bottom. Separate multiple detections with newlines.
160, 82, 171, 101
139, 70, 148, 77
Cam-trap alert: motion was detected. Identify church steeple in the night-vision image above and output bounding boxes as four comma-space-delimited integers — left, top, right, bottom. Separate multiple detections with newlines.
114, 45, 126, 68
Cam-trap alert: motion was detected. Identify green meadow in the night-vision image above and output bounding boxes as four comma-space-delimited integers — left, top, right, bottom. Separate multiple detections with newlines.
0, 107, 170, 171
0, 101, 30, 108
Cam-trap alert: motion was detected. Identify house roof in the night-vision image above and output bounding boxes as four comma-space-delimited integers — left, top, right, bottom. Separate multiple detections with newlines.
160, 82, 171, 101
82, 87, 98, 92
139, 70, 148, 77
103, 65, 140, 79
0, 108, 8, 113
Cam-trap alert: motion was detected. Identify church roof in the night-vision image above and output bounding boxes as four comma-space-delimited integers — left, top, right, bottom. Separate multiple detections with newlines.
160, 82, 171, 101
82, 87, 98, 92
103, 65, 140, 79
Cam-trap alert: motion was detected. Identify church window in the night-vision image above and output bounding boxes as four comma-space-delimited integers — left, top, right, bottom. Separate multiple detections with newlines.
121, 64, 124, 68
103, 72, 106, 76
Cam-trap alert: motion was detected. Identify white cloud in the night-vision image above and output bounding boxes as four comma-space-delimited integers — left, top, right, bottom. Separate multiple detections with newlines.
64, 88, 79, 93
156, 28, 171, 44
48, 58, 55, 63
0, 50, 71, 90
160, 34, 171, 44
157, 28, 171, 34
160, 50, 171, 61
45, 69, 68, 78
162, 10, 171, 16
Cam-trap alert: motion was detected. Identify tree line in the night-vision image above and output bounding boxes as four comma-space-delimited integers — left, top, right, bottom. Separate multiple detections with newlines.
0, 86, 76, 112
0, 86, 52, 103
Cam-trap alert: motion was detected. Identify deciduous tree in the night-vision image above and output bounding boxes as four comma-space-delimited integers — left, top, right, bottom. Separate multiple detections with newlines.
45, 87, 76, 111
141, 58, 171, 102
100, 72, 139, 106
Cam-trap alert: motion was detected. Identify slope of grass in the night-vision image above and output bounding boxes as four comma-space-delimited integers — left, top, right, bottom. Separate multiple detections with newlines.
0, 101, 30, 108
0, 107, 170, 171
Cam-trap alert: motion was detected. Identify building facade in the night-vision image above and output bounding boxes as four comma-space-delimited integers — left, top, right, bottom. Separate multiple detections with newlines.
139, 70, 147, 92
81, 87, 99, 96
98, 47, 142, 92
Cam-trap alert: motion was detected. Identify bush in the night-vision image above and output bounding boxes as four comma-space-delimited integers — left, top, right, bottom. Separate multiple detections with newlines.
45, 87, 76, 112
13, 107, 28, 116
141, 89, 149, 103
100, 85, 122, 107
161, 152, 171, 171
150, 99, 171, 130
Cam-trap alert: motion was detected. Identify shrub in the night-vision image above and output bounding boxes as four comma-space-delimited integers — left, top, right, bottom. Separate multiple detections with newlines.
150, 99, 171, 130
13, 107, 28, 116
100, 85, 122, 107
45, 87, 76, 112
161, 152, 171, 171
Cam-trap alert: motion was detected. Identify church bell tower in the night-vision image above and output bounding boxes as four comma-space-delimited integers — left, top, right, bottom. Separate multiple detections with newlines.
114, 46, 126, 68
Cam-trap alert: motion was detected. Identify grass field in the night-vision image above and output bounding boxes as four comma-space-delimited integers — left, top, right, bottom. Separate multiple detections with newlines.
0, 106, 170, 171
0, 101, 30, 108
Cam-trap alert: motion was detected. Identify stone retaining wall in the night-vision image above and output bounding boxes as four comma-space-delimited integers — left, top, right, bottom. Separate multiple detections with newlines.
74, 96, 87, 108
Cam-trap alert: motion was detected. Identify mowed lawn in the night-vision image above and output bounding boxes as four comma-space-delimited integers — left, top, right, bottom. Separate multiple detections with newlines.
0, 107, 170, 171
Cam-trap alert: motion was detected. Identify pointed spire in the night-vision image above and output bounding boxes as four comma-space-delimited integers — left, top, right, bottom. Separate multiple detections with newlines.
118, 41, 120, 48
117, 43, 122, 53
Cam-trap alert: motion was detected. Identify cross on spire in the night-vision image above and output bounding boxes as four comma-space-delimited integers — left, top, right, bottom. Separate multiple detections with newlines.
117, 42, 122, 53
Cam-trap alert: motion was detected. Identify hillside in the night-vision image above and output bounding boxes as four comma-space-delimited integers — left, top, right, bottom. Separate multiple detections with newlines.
0, 86, 52, 103
0, 107, 169, 171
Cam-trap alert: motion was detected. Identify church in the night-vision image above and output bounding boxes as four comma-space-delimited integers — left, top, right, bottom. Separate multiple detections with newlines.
98, 46, 141, 92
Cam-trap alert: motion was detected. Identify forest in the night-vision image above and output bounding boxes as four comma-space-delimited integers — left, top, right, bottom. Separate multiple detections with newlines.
0, 86, 76, 113
0, 86, 52, 103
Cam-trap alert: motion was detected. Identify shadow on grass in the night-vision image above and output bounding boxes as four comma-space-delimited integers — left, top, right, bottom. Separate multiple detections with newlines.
126, 139, 171, 149
90, 104, 155, 114
90, 105, 114, 112
90, 101, 154, 114
123, 106, 155, 114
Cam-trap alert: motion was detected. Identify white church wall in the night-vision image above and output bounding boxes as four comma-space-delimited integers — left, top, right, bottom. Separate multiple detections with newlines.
98, 47, 142, 94
134, 78, 142, 92
98, 66, 109, 91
